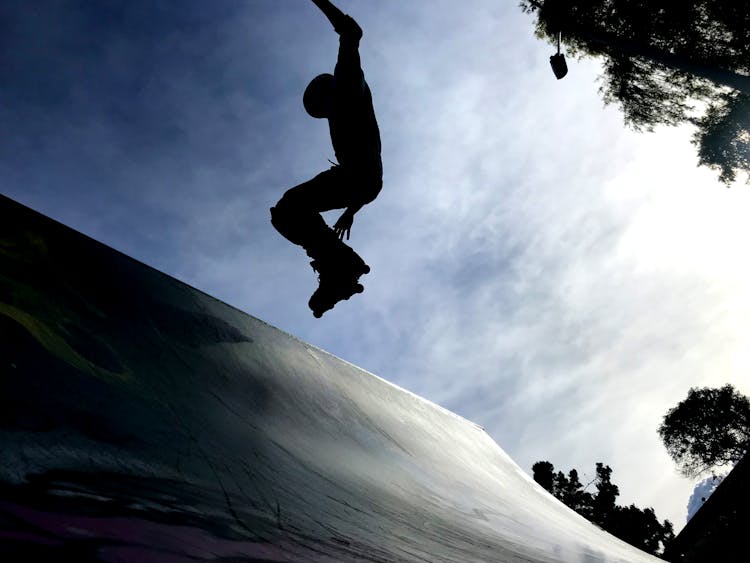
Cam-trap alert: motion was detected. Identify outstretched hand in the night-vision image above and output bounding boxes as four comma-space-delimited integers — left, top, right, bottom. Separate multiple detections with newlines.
333, 209, 354, 241
310, 0, 362, 40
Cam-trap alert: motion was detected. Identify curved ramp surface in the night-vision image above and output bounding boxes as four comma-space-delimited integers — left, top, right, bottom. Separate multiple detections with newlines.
0, 195, 660, 562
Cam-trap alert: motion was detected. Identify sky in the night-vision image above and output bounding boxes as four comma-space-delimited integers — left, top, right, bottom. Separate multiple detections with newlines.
2, 0, 749, 533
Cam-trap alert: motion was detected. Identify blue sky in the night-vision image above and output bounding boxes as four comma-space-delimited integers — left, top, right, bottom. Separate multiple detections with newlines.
3, 0, 749, 531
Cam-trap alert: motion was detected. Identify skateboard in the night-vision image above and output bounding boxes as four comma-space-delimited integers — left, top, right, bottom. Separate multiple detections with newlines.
308, 251, 370, 318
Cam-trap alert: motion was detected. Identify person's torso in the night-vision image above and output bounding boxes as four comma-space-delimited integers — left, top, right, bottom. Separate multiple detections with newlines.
328, 79, 382, 176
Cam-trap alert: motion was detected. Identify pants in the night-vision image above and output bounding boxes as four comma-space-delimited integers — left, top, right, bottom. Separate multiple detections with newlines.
270, 165, 380, 259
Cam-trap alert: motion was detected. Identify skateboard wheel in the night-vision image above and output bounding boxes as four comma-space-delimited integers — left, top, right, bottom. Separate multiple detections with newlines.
362, 265, 370, 274
313, 310, 323, 318
354, 283, 364, 293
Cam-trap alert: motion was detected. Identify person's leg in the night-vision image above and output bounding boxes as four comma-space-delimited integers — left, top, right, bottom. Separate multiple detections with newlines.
270, 166, 350, 257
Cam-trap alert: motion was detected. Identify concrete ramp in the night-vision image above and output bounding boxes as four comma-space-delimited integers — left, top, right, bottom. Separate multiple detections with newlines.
0, 194, 659, 562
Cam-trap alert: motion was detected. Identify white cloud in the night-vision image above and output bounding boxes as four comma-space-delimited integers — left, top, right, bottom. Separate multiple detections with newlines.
687, 472, 727, 522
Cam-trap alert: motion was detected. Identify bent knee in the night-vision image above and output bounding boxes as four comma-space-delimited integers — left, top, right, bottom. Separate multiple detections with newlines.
273, 193, 298, 216
275, 187, 312, 213
271, 198, 311, 226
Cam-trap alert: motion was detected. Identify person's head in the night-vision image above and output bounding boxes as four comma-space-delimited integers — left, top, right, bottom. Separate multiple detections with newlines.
303, 73, 334, 118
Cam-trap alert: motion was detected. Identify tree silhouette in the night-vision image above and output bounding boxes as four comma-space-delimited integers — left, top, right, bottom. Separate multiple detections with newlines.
591, 462, 619, 529
519, 0, 750, 185
560, 468, 594, 517
532, 460, 556, 492
658, 384, 750, 477
612, 505, 675, 555
532, 460, 674, 556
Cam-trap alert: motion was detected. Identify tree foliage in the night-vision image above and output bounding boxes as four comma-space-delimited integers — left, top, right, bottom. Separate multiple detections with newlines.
519, 0, 750, 184
658, 384, 750, 477
532, 461, 674, 556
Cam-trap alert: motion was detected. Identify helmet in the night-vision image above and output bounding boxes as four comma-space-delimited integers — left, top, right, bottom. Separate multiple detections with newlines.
303, 74, 334, 118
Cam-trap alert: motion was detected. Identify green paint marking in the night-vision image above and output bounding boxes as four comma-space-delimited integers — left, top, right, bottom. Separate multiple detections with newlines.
0, 303, 131, 383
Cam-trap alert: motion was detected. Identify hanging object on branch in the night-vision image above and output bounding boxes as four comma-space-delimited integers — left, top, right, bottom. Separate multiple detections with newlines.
550, 31, 568, 79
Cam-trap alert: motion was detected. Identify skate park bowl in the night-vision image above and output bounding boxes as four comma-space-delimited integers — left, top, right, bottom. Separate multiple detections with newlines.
0, 194, 661, 561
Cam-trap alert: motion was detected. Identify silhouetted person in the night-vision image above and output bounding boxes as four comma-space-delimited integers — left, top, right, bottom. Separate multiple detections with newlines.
271, 0, 382, 277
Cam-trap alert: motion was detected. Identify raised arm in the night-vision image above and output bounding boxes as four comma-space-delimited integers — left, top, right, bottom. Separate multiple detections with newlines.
311, 0, 364, 92
310, 0, 362, 40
